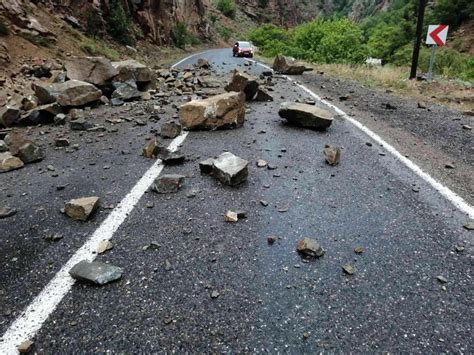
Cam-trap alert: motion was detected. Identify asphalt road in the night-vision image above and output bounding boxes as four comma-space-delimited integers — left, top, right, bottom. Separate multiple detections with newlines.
0, 49, 472, 353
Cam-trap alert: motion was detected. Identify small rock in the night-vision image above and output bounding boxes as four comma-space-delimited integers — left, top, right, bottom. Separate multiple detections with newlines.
445, 163, 455, 169
70, 118, 93, 131
17, 142, 45, 164
0, 206, 17, 219
0, 152, 24, 173
267, 236, 277, 244
97, 240, 113, 254
44, 233, 63, 241
455, 245, 465, 253
212, 152, 248, 186
354, 246, 365, 254
256, 159, 267, 168
54, 113, 67, 125
55, 137, 70, 147
69, 260, 122, 285
143, 138, 158, 158
164, 259, 172, 271
463, 220, 474, 230
342, 264, 354, 275
462, 124, 472, 130
199, 158, 215, 174
146, 201, 155, 208
436, 275, 448, 284
152, 174, 185, 194
259, 200, 269, 207
323, 145, 341, 166
296, 238, 324, 258
417, 102, 427, 109
160, 122, 182, 139
224, 210, 238, 223
211, 290, 220, 299
64, 196, 100, 221
17, 340, 34, 354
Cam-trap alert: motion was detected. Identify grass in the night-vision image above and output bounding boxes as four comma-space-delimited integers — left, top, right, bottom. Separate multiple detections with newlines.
80, 37, 120, 61
19, 32, 55, 47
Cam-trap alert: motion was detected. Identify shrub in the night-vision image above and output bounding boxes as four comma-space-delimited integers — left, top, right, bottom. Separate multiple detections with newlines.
107, 0, 134, 45
20, 33, 54, 47
86, 9, 102, 38
171, 22, 188, 49
216, 0, 236, 18
219, 26, 232, 41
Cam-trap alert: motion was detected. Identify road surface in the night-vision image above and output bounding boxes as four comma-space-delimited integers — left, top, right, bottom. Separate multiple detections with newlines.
0, 49, 472, 353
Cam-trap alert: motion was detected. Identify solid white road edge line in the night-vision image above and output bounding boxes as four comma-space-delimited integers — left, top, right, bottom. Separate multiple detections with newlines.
0, 132, 188, 354
246, 57, 474, 219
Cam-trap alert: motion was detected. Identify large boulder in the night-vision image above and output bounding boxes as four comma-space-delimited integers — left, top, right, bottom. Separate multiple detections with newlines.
212, 152, 248, 186
65, 57, 118, 86
279, 102, 333, 130
111, 80, 142, 101
111, 60, 153, 83
179, 92, 245, 130
273, 55, 306, 75
225, 70, 259, 101
33, 80, 102, 107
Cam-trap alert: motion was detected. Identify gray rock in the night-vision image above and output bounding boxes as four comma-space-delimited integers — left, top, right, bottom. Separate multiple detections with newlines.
199, 158, 214, 174
273, 55, 306, 75
17, 142, 45, 163
17, 340, 34, 354
70, 118, 93, 131
463, 220, 474, 230
156, 147, 185, 165
65, 56, 118, 86
279, 102, 333, 130
254, 88, 274, 102
55, 137, 70, 147
33, 80, 102, 107
54, 113, 67, 125
64, 196, 100, 221
342, 264, 354, 275
0, 206, 17, 219
0, 105, 20, 127
152, 174, 185, 193
160, 121, 182, 138
212, 152, 248, 186
225, 70, 259, 101
111, 80, 142, 101
0, 140, 7, 152
111, 59, 154, 83
69, 260, 122, 285
296, 238, 324, 258
323, 145, 341, 166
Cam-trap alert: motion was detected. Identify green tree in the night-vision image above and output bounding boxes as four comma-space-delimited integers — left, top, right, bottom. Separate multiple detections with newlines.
216, 0, 236, 18
107, 0, 134, 45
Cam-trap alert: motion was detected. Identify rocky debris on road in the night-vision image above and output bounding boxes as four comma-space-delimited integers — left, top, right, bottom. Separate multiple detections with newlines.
254, 88, 274, 102
354, 246, 365, 254
156, 147, 185, 165
273, 55, 306, 75
143, 138, 159, 158
179, 92, 245, 130
70, 118, 93, 131
111, 80, 142, 103
112, 59, 154, 84
43, 233, 63, 242
211, 290, 220, 299
69, 260, 122, 285
296, 238, 325, 258
342, 264, 354, 275
17, 340, 34, 354
212, 152, 248, 186
463, 220, 474, 230
197, 58, 211, 69
256, 159, 268, 168
199, 158, 215, 174
33, 80, 102, 107
0, 206, 17, 219
0, 152, 24, 172
152, 174, 185, 193
225, 70, 259, 101
267, 236, 277, 244
0, 105, 20, 127
279, 102, 333, 130
97, 240, 113, 254
65, 57, 119, 86
436, 275, 448, 283
224, 210, 239, 223
160, 121, 182, 138
64, 196, 100, 221
323, 145, 341, 166
16, 141, 45, 163
54, 137, 70, 147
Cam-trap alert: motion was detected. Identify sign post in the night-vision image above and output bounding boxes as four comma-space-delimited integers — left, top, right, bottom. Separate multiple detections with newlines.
426, 25, 449, 82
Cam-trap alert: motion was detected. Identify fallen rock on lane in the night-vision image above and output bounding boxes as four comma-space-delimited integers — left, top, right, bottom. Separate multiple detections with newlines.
160, 121, 182, 138
279, 102, 333, 130
323, 145, 341, 166
212, 152, 248, 186
33, 80, 102, 107
152, 174, 185, 193
273, 55, 306, 75
17, 142, 45, 164
225, 70, 259, 101
65, 56, 118, 86
64, 196, 100, 221
179, 92, 245, 130
224, 210, 239, 223
0, 206, 17, 219
296, 238, 325, 258
0, 152, 24, 173
69, 260, 122, 285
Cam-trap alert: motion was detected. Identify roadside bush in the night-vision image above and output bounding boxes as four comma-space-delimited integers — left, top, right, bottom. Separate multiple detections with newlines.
171, 22, 188, 49
80, 37, 120, 60
219, 26, 232, 41
107, 0, 134, 45
216, 0, 236, 19
248, 24, 290, 57
86, 9, 102, 38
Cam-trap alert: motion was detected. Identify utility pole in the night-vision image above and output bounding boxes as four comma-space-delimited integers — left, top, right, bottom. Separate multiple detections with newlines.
410, 0, 428, 79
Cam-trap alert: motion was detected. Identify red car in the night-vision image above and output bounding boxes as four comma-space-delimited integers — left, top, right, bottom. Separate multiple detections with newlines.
233, 41, 254, 58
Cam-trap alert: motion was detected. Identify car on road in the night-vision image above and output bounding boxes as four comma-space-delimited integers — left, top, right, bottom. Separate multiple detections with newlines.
232, 41, 254, 58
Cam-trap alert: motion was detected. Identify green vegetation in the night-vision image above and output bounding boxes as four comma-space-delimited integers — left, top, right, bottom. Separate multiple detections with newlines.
86, 9, 102, 38
80, 37, 120, 60
219, 26, 232, 41
171, 22, 200, 49
216, 0, 236, 18
106, 0, 134, 45
248, 0, 474, 80
19, 33, 54, 47
0, 18, 9, 36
